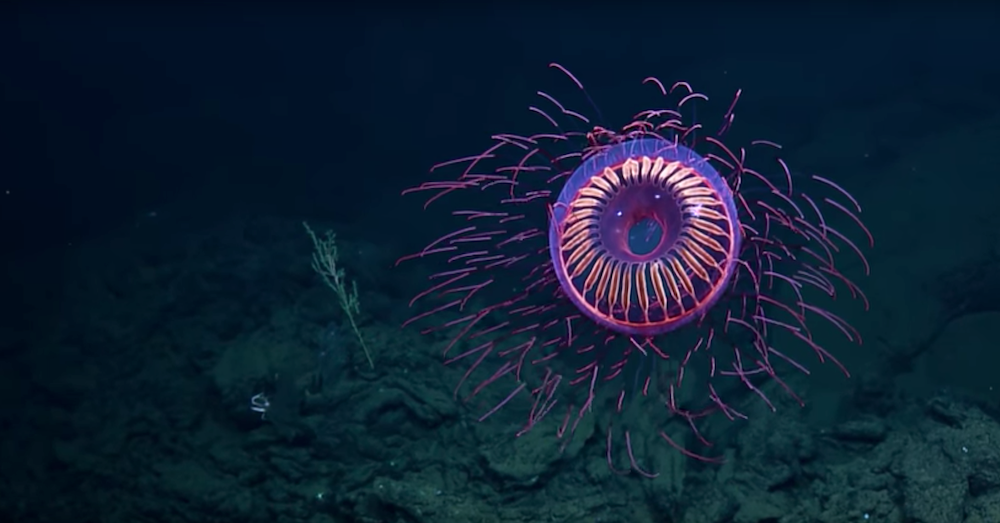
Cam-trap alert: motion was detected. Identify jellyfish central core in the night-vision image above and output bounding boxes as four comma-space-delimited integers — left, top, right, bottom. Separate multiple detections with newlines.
548, 138, 742, 337
605, 182, 682, 262
627, 217, 662, 256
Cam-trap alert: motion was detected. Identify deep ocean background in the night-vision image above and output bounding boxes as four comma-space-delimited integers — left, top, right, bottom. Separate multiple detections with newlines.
3, 4, 1000, 523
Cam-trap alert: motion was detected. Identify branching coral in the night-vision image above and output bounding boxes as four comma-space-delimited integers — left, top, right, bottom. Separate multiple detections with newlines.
303, 222, 374, 369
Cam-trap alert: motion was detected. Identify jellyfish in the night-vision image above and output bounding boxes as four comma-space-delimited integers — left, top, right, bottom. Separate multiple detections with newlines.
398, 64, 872, 474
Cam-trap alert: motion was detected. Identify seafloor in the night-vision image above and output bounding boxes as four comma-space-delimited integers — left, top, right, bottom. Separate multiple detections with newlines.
3, 113, 1000, 523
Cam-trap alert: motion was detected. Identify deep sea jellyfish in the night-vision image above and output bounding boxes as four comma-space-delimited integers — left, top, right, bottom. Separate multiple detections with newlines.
398, 64, 872, 475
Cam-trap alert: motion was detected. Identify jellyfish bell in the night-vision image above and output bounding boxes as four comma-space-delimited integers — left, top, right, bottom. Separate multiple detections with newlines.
548, 137, 741, 338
